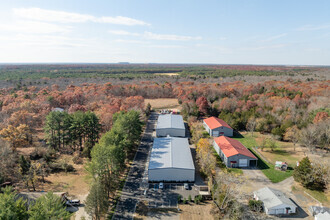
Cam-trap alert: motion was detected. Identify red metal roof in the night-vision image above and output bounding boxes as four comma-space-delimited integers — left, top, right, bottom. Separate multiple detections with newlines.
214, 136, 257, 159
203, 117, 232, 130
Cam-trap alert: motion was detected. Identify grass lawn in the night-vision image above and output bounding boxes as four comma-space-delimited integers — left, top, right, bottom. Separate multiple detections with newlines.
211, 147, 243, 175
305, 188, 329, 205
233, 133, 293, 183
292, 185, 330, 206
227, 168, 243, 175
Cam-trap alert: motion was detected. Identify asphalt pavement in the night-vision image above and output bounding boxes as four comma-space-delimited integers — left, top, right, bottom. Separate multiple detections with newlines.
112, 113, 158, 220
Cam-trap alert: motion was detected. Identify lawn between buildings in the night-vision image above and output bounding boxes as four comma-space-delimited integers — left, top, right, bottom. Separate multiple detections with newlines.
233, 133, 293, 183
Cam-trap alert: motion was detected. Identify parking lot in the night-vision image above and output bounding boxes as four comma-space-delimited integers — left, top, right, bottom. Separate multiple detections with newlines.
144, 183, 200, 208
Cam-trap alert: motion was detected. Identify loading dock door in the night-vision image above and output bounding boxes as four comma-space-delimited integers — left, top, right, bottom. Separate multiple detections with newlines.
239, 159, 248, 167
212, 131, 219, 136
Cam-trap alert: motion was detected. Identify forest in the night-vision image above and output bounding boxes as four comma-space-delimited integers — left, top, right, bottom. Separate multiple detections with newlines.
0, 64, 329, 219
0, 63, 327, 81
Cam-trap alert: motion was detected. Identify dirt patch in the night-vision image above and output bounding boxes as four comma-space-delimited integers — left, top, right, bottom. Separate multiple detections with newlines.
38, 155, 90, 198
179, 202, 214, 220
144, 98, 181, 110
16, 147, 36, 156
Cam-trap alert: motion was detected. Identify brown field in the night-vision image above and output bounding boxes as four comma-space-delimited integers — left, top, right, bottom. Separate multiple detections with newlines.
179, 202, 214, 220
154, 73, 180, 76
134, 202, 214, 220
39, 155, 90, 198
144, 98, 181, 110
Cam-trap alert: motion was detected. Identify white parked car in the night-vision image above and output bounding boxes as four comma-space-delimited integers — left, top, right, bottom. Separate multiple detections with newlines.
184, 183, 189, 190
159, 182, 164, 189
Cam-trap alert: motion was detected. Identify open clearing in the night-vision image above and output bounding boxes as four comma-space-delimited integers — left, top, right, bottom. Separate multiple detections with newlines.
134, 202, 214, 220
144, 98, 181, 110
40, 155, 90, 197
179, 202, 214, 220
154, 73, 180, 76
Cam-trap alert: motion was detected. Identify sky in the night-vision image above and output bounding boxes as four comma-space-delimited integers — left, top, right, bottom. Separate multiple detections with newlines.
0, 0, 329, 65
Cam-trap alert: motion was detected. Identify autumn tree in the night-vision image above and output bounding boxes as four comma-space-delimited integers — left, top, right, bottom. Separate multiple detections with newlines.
196, 138, 216, 181
283, 125, 299, 151
313, 111, 329, 124
196, 96, 209, 115
0, 124, 31, 149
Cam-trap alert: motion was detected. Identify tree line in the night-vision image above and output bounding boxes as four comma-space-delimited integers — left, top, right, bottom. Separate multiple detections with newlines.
85, 110, 143, 219
44, 110, 101, 154
0, 187, 72, 220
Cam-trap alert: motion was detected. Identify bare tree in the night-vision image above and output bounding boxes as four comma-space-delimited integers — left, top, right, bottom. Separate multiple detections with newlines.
299, 125, 318, 153
247, 117, 257, 137
284, 125, 299, 151
212, 171, 245, 218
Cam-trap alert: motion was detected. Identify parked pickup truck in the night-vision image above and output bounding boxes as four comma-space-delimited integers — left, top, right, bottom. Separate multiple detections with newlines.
65, 199, 80, 206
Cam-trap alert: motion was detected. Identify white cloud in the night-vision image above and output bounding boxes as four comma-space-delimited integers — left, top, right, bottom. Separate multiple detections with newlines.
114, 39, 148, 44
0, 21, 70, 34
296, 24, 330, 31
108, 30, 140, 36
262, 33, 287, 42
219, 37, 227, 40
109, 30, 202, 41
13, 7, 150, 26
147, 45, 183, 48
144, 31, 202, 41
96, 16, 149, 26
13, 8, 93, 23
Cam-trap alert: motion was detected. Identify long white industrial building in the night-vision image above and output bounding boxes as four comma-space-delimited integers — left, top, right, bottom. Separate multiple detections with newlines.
148, 137, 195, 182
155, 114, 185, 137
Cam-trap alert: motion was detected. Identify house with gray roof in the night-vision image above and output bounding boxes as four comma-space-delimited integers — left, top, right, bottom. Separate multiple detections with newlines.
310, 206, 330, 220
254, 187, 297, 215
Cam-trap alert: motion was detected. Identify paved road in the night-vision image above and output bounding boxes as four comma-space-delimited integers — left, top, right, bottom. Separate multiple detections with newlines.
112, 113, 158, 220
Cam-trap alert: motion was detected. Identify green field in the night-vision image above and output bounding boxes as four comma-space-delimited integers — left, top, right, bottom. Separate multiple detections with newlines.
233, 133, 293, 183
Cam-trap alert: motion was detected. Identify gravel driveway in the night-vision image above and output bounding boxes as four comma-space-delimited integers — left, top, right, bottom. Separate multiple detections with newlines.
242, 169, 314, 219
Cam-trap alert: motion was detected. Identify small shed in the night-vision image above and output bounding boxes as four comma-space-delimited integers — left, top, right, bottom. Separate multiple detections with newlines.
203, 117, 233, 137
156, 114, 185, 137
254, 187, 297, 215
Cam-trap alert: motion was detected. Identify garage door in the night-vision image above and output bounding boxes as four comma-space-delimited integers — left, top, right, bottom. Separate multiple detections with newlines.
239, 159, 248, 167
212, 131, 219, 136
275, 209, 285, 214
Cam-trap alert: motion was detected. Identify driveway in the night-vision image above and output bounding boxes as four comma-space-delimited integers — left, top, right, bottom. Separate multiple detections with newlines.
112, 113, 158, 220
242, 169, 314, 219
74, 193, 90, 220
